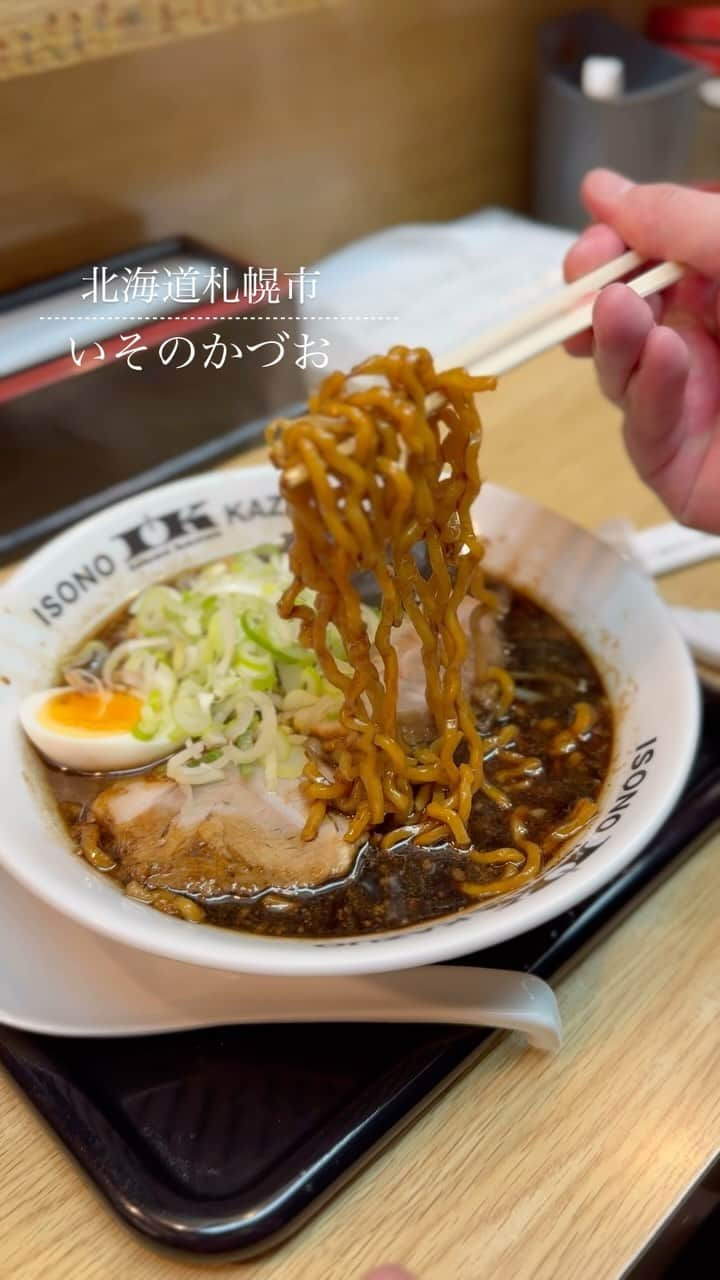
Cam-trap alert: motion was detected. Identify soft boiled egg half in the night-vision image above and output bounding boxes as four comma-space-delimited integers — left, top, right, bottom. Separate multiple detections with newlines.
19, 687, 173, 773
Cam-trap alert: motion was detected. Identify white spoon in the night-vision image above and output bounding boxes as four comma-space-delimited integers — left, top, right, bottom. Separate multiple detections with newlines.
0, 856, 561, 1049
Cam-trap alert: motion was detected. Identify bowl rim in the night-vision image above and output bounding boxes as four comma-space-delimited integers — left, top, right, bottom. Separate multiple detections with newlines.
0, 467, 702, 976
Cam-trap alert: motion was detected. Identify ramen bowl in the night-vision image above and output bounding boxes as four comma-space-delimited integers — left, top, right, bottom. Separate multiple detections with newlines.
0, 468, 700, 976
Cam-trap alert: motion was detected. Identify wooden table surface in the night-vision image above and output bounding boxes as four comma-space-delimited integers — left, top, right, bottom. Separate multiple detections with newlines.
2, 348, 719, 1280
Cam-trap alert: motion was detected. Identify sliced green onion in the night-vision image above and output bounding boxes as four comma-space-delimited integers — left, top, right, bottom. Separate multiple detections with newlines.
98, 546, 363, 789
241, 608, 307, 664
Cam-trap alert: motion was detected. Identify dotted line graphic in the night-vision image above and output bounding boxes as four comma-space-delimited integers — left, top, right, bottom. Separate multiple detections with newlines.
38, 314, 401, 323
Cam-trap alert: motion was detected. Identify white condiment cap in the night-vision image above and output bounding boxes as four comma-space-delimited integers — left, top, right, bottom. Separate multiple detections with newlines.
581, 55, 625, 101
699, 77, 720, 109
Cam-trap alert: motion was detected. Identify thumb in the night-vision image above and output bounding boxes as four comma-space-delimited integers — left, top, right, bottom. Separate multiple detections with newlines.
581, 170, 720, 280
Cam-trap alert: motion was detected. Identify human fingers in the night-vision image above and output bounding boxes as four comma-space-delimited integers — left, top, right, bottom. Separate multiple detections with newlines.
622, 325, 690, 493
580, 171, 720, 279
564, 222, 627, 283
563, 223, 627, 357
590, 283, 656, 404
624, 324, 720, 532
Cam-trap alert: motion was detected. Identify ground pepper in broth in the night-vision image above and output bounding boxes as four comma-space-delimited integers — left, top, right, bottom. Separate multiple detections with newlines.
47, 581, 611, 938
197, 589, 612, 936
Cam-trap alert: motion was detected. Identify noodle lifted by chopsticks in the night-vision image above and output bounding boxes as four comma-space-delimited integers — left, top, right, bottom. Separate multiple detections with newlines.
268, 345, 501, 847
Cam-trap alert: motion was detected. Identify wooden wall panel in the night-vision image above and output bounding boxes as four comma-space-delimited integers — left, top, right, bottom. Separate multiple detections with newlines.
0, 1, 685, 290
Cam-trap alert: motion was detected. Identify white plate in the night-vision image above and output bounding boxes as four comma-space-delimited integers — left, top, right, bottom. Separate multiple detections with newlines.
0, 468, 701, 977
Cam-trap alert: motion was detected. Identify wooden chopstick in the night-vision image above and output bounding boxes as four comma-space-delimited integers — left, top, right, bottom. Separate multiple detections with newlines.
468, 259, 684, 377
280, 255, 685, 487
446, 248, 644, 371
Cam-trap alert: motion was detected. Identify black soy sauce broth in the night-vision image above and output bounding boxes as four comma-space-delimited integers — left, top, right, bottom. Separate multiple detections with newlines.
48, 573, 612, 939
205, 591, 612, 936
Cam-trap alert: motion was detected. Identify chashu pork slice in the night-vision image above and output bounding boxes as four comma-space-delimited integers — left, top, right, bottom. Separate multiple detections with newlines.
393, 597, 508, 744
91, 770, 355, 899
284, 598, 508, 749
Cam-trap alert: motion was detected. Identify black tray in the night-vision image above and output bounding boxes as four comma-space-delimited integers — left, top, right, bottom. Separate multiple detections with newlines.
1, 687, 719, 1264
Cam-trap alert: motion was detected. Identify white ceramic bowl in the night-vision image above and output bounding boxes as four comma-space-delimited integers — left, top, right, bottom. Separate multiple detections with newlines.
0, 468, 700, 976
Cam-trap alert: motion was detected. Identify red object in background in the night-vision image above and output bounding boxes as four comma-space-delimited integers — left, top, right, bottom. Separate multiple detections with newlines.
647, 6, 720, 71
648, 6, 720, 41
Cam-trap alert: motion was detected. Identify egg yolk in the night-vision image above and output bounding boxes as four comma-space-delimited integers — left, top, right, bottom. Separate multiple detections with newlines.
38, 690, 143, 737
